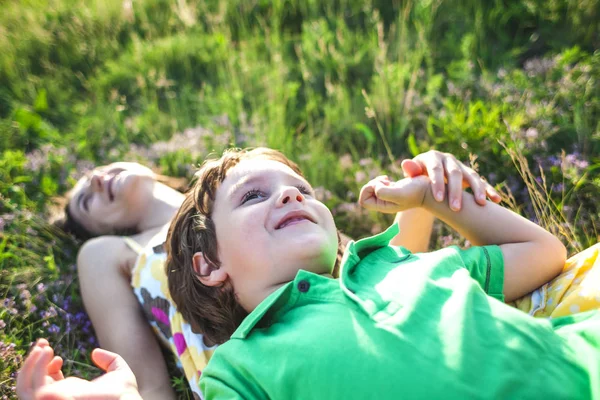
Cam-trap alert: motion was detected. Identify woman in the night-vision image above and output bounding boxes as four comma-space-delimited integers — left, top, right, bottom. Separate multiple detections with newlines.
63, 162, 186, 400
17, 152, 502, 399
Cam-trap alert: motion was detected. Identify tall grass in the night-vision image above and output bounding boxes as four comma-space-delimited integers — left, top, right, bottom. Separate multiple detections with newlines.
1, 0, 599, 398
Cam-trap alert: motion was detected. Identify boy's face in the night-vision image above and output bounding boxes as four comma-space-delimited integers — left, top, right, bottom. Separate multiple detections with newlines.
211, 158, 338, 311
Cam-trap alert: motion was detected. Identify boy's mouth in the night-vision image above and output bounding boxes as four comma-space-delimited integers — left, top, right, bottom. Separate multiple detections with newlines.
275, 210, 315, 230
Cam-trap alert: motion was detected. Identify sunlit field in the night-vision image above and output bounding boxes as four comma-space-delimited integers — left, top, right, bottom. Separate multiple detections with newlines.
1, 1, 599, 398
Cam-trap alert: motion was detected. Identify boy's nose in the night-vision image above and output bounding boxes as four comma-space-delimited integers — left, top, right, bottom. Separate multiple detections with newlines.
278, 187, 305, 206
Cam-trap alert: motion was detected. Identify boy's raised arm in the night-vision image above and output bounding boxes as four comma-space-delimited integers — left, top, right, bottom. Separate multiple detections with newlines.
360, 176, 566, 302
422, 188, 566, 301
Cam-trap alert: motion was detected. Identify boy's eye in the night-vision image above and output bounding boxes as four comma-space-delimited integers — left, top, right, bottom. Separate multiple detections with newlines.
296, 184, 313, 196
241, 189, 265, 204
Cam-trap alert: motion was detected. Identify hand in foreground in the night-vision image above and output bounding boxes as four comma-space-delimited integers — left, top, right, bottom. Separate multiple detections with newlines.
401, 150, 501, 210
359, 175, 430, 214
17, 339, 141, 400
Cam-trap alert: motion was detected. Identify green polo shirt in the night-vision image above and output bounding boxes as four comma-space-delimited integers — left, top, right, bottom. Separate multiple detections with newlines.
200, 225, 600, 399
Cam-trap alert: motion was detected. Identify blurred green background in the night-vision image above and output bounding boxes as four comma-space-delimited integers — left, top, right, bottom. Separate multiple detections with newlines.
1, 0, 599, 398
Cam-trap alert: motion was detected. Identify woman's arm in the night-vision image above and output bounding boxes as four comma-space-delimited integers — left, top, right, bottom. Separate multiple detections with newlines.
77, 235, 176, 400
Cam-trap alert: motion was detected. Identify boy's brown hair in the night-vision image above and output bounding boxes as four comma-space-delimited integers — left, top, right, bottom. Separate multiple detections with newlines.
166, 148, 344, 345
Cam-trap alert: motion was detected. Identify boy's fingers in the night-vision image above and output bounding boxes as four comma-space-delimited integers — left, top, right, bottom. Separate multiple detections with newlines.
358, 183, 375, 206
486, 185, 502, 203
373, 185, 396, 202
444, 157, 463, 211
401, 159, 424, 178
359, 177, 388, 205
423, 156, 445, 202
461, 167, 487, 206
374, 179, 412, 201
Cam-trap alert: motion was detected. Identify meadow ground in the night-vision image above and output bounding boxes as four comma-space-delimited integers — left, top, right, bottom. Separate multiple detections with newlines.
1, 1, 599, 398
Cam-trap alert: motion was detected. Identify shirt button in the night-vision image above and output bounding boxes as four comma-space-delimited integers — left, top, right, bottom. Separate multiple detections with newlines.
297, 280, 310, 293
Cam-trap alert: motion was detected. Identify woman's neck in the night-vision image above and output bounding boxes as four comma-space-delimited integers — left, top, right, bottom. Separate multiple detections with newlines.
136, 183, 185, 231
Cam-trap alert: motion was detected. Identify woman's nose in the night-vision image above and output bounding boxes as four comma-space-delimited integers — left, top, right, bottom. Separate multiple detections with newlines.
277, 187, 305, 206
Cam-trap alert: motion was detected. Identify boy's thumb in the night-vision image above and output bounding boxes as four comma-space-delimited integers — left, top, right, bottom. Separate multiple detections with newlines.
91, 348, 129, 372
401, 159, 424, 177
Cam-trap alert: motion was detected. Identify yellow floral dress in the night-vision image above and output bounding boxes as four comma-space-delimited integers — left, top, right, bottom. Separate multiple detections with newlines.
511, 243, 600, 317
125, 237, 215, 400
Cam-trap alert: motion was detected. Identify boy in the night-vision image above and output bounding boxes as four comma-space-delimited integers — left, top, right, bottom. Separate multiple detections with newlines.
166, 148, 584, 399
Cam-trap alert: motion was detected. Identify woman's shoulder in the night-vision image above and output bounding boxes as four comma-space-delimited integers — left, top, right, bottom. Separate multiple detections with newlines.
77, 235, 132, 264
77, 225, 168, 266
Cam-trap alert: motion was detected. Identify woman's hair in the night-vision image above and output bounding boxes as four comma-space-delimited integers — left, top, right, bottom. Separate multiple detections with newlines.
166, 148, 345, 345
61, 202, 96, 241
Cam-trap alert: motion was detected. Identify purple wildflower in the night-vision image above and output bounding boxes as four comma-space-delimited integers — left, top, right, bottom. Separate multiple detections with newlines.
355, 171, 367, 183
339, 154, 353, 170
525, 128, 539, 139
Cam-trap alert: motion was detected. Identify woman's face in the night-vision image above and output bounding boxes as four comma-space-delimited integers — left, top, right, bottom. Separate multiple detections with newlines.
67, 162, 156, 235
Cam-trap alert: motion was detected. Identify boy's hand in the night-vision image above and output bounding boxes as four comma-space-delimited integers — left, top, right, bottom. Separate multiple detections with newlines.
17, 339, 141, 400
402, 150, 501, 210
359, 175, 430, 214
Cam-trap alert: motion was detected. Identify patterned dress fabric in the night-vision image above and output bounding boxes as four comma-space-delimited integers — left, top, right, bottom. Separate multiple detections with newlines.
512, 243, 600, 318
124, 237, 216, 399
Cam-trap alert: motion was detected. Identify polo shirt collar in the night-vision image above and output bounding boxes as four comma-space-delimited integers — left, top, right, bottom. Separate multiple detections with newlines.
349, 223, 403, 256
230, 282, 291, 340
340, 223, 408, 273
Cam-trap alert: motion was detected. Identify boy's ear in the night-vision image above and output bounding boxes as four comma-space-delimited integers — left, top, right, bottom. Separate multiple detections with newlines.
192, 252, 228, 287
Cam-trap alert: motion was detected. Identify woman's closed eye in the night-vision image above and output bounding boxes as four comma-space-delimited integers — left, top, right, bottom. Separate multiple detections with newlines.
82, 193, 92, 212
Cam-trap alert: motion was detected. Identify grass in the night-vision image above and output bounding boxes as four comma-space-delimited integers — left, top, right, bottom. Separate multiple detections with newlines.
1, 0, 599, 398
